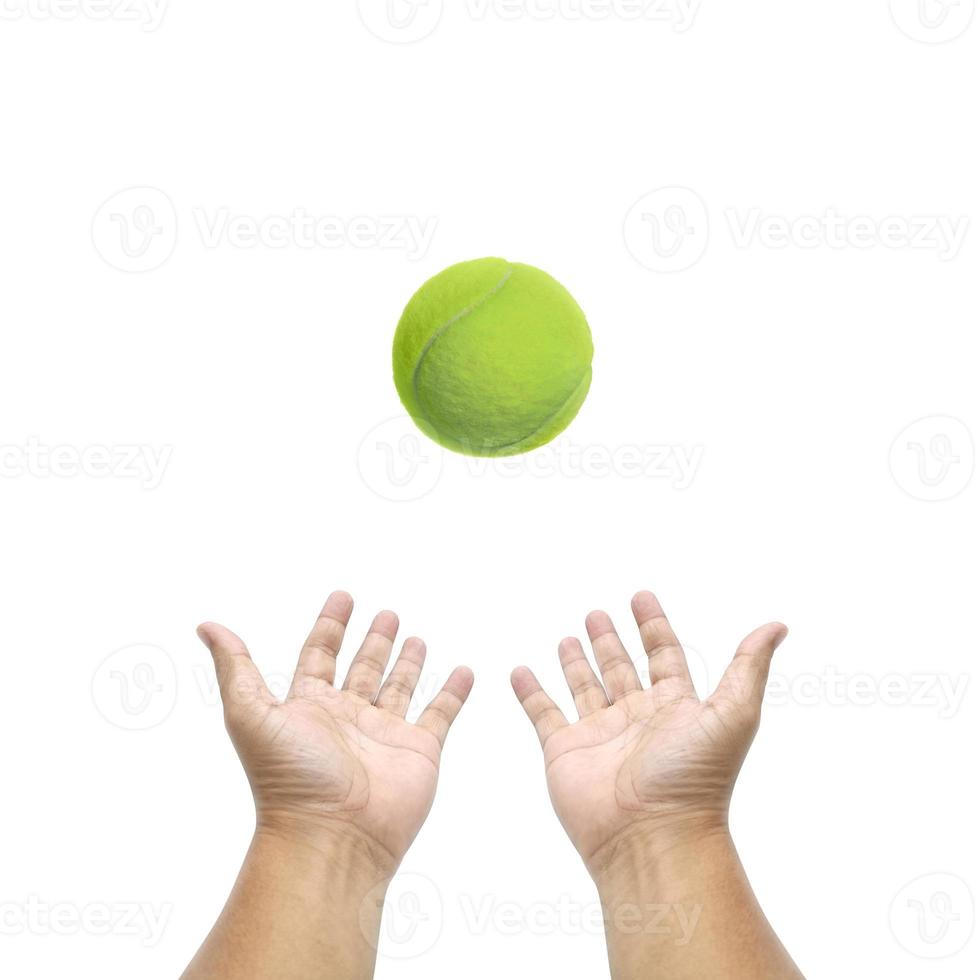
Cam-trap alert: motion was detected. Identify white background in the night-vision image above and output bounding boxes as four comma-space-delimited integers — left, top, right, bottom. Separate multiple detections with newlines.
1, 1, 978, 977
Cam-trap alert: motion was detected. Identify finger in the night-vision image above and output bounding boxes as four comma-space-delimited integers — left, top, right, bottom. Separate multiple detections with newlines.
558, 637, 609, 717
197, 623, 274, 714
341, 610, 400, 701
631, 591, 695, 693
417, 667, 474, 748
510, 666, 570, 747
375, 637, 427, 717
586, 611, 643, 701
712, 623, 789, 714
290, 591, 354, 696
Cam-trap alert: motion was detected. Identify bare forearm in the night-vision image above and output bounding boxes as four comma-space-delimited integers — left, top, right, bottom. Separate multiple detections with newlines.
595, 828, 803, 980
181, 828, 392, 980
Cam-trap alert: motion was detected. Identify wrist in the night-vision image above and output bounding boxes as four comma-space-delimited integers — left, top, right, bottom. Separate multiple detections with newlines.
588, 818, 803, 979
249, 822, 397, 956
588, 820, 738, 958
188, 823, 394, 979
253, 815, 399, 888
589, 814, 735, 898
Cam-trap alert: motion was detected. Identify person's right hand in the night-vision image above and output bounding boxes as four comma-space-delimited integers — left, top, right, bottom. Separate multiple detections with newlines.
198, 591, 474, 876
511, 591, 787, 880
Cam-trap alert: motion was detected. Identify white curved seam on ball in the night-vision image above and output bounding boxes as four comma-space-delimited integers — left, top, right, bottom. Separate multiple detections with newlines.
486, 366, 592, 454
410, 265, 515, 425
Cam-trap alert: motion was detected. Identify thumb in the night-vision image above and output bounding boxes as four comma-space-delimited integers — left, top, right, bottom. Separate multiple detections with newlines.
197, 622, 274, 715
711, 623, 788, 716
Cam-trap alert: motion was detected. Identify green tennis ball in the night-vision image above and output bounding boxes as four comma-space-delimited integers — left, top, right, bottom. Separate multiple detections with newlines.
392, 257, 594, 458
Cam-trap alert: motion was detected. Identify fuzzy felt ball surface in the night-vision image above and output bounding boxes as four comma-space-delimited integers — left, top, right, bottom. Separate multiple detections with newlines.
392, 258, 594, 457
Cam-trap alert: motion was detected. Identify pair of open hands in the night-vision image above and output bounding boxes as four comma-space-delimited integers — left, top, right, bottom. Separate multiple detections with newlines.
198, 591, 787, 882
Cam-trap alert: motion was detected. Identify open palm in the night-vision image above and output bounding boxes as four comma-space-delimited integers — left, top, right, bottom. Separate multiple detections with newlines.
512, 591, 787, 877
199, 592, 473, 871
